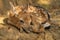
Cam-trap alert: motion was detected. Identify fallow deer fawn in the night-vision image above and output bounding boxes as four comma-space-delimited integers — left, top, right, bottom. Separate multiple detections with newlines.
4, 2, 51, 33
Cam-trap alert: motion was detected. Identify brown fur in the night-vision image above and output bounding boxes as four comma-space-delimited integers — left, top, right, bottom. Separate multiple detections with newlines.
6, 5, 50, 33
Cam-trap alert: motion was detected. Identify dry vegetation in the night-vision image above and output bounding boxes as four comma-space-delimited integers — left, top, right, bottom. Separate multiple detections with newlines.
0, 0, 60, 40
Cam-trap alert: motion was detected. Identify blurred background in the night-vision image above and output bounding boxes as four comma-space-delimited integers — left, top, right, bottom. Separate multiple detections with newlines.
0, 0, 60, 25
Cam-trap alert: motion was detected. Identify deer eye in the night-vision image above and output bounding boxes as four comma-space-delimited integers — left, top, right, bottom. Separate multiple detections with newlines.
20, 20, 24, 23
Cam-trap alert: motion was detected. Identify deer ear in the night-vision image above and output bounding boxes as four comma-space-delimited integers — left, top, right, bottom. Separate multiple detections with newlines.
9, 2, 15, 9
9, 2, 17, 14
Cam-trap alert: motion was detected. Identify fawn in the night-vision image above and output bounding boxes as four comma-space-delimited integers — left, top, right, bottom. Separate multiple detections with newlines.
4, 2, 51, 33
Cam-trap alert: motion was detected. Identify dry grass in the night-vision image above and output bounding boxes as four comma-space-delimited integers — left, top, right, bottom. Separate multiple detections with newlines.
0, 0, 60, 40
0, 16, 6, 24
